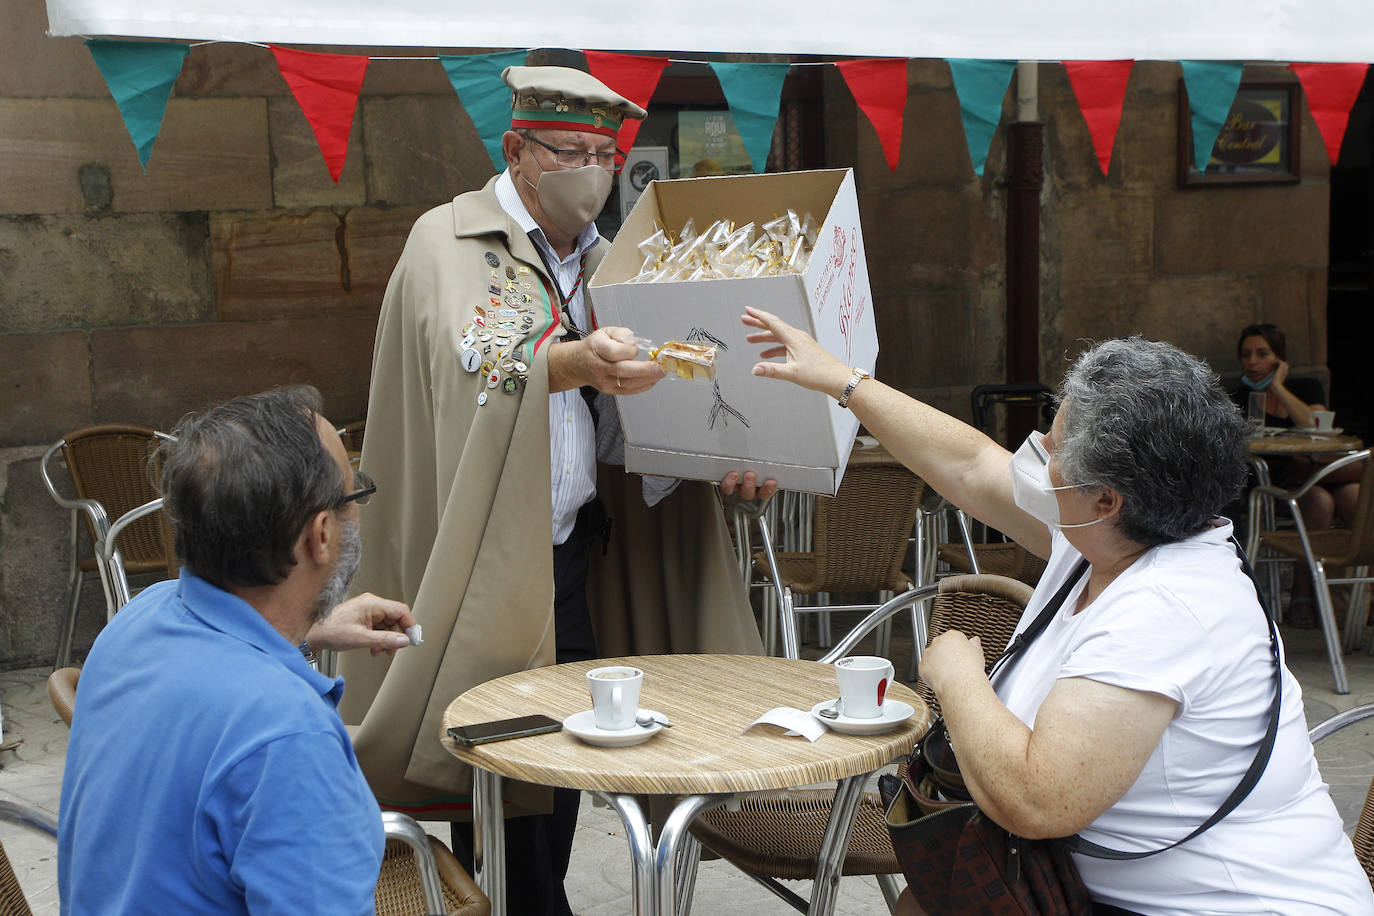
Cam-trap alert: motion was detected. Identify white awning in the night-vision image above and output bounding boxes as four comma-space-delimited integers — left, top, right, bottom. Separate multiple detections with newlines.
42, 0, 1374, 63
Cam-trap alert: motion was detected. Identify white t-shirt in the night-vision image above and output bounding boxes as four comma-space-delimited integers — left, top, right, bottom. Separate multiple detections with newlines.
994, 522, 1374, 916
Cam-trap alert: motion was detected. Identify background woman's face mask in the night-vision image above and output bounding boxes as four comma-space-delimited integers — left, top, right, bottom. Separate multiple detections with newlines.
1008, 431, 1105, 530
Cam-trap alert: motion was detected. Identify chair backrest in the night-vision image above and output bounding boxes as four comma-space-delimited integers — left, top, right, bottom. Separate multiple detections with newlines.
808, 451, 924, 593
0, 841, 32, 916
339, 419, 366, 455
1334, 452, 1374, 568
1309, 704, 1374, 891
970, 384, 1056, 445
916, 573, 1034, 717
48, 667, 79, 728
58, 425, 168, 570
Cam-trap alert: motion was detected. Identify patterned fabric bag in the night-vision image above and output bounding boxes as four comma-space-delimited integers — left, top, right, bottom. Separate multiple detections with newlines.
879, 720, 1093, 916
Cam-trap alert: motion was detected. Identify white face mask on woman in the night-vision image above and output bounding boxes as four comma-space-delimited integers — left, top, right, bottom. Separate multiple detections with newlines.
521, 161, 613, 237
1008, 430, 1106, 530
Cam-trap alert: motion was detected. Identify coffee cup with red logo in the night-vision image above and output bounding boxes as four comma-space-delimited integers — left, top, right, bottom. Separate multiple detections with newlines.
834, 655, 894, 718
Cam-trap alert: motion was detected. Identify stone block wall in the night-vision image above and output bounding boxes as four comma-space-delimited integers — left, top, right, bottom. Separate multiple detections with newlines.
0, 0, 502, 666
831, 59, 1329, 416
0, 2, 1333, 667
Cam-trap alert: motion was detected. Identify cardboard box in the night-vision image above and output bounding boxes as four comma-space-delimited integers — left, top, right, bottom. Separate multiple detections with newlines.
589, 168, 877, 495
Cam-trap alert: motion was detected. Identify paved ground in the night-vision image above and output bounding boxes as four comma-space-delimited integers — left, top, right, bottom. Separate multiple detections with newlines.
1, 622, 1371, 914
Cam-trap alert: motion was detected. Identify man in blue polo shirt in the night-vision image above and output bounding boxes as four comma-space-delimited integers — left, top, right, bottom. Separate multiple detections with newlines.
58, 385, 417, 914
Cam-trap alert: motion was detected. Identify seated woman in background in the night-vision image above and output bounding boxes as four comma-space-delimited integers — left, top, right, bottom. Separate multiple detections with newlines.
1232, 323, 1363, 624
741, 308, 1372, 916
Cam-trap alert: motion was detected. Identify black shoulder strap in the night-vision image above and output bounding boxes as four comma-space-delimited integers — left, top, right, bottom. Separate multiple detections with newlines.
988, 558, 1089, 685
1064, 537, 1281, 859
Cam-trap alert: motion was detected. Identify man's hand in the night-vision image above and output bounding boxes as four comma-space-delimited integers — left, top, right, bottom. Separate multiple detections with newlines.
548, 326, 665, 395
307, 593, 416, 656
719, 470, 778, 504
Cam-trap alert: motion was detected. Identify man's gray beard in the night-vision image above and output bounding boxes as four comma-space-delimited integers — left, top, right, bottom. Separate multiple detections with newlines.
312, 516, 362, 623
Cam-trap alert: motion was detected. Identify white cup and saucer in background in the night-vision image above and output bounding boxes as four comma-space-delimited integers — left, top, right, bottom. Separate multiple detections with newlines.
1310, 410, 1338, 434
811, 655, 915, 735
563, 665, 667, 747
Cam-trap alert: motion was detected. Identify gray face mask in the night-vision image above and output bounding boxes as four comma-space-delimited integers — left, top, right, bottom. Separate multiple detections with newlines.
522, 162, 612, 237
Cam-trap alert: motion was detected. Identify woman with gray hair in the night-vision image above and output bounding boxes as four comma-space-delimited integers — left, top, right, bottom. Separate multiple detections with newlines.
740, 308, 1372, 916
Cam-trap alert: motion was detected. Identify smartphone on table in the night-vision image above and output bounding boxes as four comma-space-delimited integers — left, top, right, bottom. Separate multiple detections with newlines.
446, 714, 563, 747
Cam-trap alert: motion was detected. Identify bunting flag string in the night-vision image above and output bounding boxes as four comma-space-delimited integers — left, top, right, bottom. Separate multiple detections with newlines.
1179, 60, 1247, 172
583, 50, 670, 155
836, 58, 909, 172
78, 40, 1374, 187
1063, 60, 1133, 176
1289, 62, 1371, 165
439, 50, 530, 172
270, 45, 369, 183
947, 59, 1017, 177
85, 39, 190, 169
708, 61, 793, 173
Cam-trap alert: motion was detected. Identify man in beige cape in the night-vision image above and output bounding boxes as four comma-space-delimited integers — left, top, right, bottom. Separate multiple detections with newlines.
339, 65, 770, 913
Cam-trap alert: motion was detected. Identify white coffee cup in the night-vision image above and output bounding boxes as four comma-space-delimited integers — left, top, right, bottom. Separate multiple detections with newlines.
834, 655, 895, 719
587, 665, 643, 730
1312, 410, 1335, 432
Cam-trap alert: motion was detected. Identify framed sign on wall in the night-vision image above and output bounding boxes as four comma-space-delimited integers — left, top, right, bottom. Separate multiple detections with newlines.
1178, 80, 1302, 187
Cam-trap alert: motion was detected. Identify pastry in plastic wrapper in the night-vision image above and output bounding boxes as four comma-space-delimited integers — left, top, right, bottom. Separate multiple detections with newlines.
629, 212, 818, 283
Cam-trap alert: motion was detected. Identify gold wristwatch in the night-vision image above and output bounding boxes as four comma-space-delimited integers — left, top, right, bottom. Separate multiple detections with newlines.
837, 367, 870, 409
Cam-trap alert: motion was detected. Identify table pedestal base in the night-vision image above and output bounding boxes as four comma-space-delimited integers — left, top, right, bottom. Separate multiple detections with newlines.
473, 770, 870, 916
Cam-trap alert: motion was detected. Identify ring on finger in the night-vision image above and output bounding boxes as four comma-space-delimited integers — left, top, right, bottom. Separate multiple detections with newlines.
616, 376, 622, 389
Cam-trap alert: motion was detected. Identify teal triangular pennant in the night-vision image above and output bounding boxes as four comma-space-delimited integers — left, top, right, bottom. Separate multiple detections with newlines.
439, 51, 530, 173
85, 39, 190, 170
1180, 61, 1246, 172
947, 59, 1016, 177
708, 62, 792, 173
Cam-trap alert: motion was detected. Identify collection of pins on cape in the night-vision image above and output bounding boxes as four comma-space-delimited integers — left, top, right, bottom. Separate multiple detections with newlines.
628, 210, 820, 284
463, 251, 540, 407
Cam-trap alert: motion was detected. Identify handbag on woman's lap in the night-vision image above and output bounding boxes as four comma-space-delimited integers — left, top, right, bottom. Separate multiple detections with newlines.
885, 543, 1280, 916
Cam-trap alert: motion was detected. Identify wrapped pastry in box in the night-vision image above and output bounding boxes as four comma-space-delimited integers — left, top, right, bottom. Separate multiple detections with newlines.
589, 168, 877, 495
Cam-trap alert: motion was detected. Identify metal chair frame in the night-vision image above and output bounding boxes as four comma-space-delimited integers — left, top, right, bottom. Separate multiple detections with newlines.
1247, 448, 1374, 695
1309, 703, 1374, 892
39, 427, 174, 667
686, 584, 939, 915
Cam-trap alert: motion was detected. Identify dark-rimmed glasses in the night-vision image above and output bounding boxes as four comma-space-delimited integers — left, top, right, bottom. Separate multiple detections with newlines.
526, 135, 626, 173
337, 469, 376, 507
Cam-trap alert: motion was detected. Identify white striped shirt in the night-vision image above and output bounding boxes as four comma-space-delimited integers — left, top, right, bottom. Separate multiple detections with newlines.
495, 170, 599, 546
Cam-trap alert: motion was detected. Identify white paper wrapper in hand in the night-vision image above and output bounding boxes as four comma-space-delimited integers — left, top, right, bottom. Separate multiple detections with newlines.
405, 624, 423, 646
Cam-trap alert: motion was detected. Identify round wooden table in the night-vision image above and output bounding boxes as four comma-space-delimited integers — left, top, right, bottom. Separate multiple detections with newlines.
1247, 429, 1363, 458
443, 654, 930, 916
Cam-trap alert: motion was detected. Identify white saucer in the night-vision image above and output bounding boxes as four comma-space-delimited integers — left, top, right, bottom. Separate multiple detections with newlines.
1303, 427, 1344, 437
810, 699, 916, 735
562, 709, 665, 747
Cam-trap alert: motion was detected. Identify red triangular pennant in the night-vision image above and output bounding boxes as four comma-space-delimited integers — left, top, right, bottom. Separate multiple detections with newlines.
836, 58, 909, 172
1063, 60, 1134, 176
270, 45, 369, 183
583, 50, 669, 155
1290, 62, 1370, 165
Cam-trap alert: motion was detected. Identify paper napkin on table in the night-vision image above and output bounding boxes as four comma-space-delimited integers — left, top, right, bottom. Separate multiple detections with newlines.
743, 707, 829, 742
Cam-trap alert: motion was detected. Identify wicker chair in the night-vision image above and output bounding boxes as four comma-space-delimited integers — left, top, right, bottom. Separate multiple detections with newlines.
1309, 703, 1374, 890
0, 802, 58, 916
40, 425, 176, 667
1246, 448, 1374, 695
750, 448, 925, 660
46, 671, 487, 914
926, 385, 1055, 597
339, 418, 367, 456
690, 574, 1033, 913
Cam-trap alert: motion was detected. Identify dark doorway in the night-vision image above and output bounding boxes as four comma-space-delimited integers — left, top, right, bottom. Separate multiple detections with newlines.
1327, 68, 1374, 441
